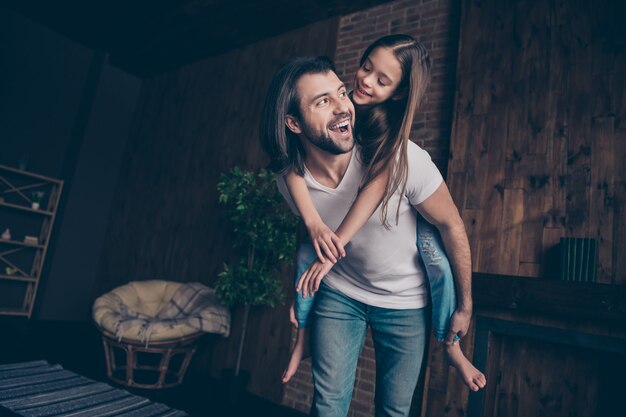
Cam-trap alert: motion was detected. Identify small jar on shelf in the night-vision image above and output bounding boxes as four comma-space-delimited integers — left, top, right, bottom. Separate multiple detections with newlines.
31, 191, 45, 210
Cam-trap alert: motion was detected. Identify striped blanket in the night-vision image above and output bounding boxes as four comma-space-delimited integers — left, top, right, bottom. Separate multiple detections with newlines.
0, 361, 188, 417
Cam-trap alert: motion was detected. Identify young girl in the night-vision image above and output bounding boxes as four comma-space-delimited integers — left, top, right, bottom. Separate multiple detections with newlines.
281, 35, 486, 392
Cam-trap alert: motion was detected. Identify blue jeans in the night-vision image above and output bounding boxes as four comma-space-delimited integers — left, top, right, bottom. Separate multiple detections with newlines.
294, 243, 318, 328
416, 217, 458, 341
311, 283, 427, 417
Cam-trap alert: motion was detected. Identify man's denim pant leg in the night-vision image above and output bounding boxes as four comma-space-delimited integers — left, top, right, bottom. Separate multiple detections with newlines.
311, 283, 427, 417
417, 218, 458, 342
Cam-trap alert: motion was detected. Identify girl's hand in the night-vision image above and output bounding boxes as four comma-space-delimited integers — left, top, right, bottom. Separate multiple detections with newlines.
307, 222, 346, 264
296, 260, 334, 298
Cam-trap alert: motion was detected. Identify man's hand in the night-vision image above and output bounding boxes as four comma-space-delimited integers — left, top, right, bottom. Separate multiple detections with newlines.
296, 259, 334, 298
444, 308, 472, 345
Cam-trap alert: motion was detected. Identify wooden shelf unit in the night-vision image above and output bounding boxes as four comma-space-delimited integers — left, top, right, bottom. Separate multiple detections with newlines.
0, 164, 63, 318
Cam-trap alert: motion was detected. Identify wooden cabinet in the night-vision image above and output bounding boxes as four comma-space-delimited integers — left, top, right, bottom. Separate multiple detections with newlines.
0, 164, 63, 317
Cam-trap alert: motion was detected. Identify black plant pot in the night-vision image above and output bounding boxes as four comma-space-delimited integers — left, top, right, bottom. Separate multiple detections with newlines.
221, 368, 250, 405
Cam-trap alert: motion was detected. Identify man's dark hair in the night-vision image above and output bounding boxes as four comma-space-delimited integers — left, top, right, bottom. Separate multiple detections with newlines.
259, 56, 336, 176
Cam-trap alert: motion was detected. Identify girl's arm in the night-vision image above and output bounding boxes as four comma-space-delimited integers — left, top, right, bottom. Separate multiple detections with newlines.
334, 167, 390, 244
296, 167, 391, 298
285, 171, 345, 263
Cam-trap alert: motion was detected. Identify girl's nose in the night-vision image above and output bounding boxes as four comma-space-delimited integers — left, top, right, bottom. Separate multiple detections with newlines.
362, 74, 373, 87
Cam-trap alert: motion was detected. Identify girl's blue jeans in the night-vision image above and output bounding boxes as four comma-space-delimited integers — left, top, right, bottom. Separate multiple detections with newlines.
415, 217, 459, 341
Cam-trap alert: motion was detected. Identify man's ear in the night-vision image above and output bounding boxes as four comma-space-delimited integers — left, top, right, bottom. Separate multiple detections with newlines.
285, 115, 302, 134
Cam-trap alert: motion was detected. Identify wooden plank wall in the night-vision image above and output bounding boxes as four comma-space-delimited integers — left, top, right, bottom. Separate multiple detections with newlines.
93, 19, 339, 403
447, 0, 626, 283
423, 0, 626, 415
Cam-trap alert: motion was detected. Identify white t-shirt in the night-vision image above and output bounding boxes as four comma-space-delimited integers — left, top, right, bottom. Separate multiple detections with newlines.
277, 141, 443, 309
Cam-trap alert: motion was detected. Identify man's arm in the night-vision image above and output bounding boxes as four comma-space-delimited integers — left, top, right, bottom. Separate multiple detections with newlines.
415, 181, 472, 344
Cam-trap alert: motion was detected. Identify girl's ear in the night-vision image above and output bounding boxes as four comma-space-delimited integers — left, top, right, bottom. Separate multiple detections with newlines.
285, 115, 302, 134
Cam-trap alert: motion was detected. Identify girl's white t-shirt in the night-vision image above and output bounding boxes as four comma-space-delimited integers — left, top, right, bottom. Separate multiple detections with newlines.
277, 141, 443, 309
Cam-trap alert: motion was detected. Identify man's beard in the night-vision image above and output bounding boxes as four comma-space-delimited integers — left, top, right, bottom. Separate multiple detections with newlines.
307, 132, 353, 155
301, 117, 355, 155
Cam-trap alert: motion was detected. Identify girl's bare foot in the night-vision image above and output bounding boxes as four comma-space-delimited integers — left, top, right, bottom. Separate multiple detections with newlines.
282, 330, 306, 384
444, 342, 486, 391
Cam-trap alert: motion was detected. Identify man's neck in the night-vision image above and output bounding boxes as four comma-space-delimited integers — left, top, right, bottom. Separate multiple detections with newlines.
303, 144, 352, 189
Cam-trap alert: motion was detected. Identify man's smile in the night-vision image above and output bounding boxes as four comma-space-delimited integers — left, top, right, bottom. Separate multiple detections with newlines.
328, 118, 351, 133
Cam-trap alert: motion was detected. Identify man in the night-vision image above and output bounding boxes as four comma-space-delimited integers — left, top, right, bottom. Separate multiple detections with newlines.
260, 56, 472, 417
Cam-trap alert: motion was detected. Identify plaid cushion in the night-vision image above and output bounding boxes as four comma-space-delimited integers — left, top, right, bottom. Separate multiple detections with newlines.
93, 281, 230, 345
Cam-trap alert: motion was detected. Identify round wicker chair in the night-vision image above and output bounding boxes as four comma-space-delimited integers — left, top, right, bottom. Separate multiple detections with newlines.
93, 280, 230, 389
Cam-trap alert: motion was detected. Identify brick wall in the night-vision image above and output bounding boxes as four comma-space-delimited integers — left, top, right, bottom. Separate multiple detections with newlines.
281, 0, 461, 415
335, 0, 460, 173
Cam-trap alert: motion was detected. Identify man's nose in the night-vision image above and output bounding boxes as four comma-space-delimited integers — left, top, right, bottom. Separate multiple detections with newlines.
333, 97, 350, 114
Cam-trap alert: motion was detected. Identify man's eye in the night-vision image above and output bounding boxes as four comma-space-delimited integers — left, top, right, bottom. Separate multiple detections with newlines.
339, 91, 347, 97
317, 98, 329, 105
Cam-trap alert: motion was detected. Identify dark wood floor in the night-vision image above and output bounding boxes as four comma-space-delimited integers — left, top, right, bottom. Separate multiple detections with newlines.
0, 316, 307, 417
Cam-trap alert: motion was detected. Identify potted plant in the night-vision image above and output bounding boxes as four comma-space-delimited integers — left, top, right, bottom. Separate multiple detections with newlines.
215, 167, 297, 401
31, 191, 45, 210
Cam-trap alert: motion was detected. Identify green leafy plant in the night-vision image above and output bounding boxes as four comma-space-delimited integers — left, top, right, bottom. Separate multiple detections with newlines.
215, 167, 297, 377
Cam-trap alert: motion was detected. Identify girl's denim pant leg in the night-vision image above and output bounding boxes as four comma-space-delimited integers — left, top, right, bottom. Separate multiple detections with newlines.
417, 218, 458, 341
294, 243, 318, 328
311, 283, 427, 417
